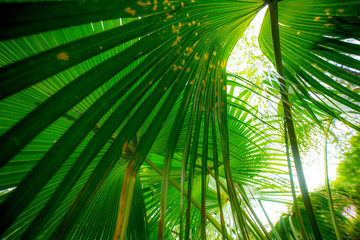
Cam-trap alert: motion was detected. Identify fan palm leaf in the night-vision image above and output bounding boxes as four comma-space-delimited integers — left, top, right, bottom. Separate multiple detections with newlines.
0, 0, 359, 239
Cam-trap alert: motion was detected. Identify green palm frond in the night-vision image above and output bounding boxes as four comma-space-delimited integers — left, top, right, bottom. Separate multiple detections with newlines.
1, 0, 359, 239
259, 0, 360, 129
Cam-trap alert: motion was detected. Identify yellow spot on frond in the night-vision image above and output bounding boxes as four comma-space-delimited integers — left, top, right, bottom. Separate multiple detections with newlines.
172, 5, 175, 10
172, 36, 180, 46
326, 12, 330, 15
190, 80, 195, 84
139, 51, 142, 55
338, 9, 344, 12
204, 53, 208, 60
182, 60, 185, 65
325, 9, 330, 12
174, 65, 178, 71
201, 90, 204, 95
149, 80, 153, 85
57, 52, 69, 61
314, 17, 321, 21
99, 46, 103, 49
164, 7, 168, 10
187, 13, 189, 17
164, 87, 168, 91
195, 32, 198, 36
181, 2, 184, 7
213, 51, 217, 56
195, 53, 199, 60
192, 21, 196, 25
188, 22, 191, 26
324, 23, 334, 27
166, 13, 173, 19
221, 61, 225, 69
137, 1, 151, 7
202, 80, 205, 85
153, 5, 157, 10
223, 86, 226, 91
201, 105, 204, 111
186, 67, 190, 72
196, 74, 199, 78
125, 7, 136, 16
220, 79, 223, 83
297, 32, 300, 35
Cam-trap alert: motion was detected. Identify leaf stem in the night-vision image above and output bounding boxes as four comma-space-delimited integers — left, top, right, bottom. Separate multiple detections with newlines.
112, 160, 136, 240
324, 120, 343, 240
144, 158, 234, 240
268, 0, 323, 239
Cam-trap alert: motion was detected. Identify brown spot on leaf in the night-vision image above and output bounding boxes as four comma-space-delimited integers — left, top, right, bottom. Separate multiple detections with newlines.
122, 141, 128, 153
324, 23, 334, 27
125, 7, 136, 16
194, 53, 200, 60
57, 52, 69, 61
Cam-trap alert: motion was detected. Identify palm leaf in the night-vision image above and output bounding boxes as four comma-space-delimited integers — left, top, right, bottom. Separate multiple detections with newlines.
1, 0, 359, 239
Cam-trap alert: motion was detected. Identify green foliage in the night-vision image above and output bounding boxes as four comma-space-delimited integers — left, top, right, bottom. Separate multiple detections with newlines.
273, 188, 360, 240
0, 0, 359, 239
334, 131, 360, 239
335, 133, 360, 196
